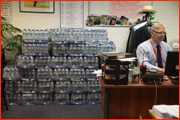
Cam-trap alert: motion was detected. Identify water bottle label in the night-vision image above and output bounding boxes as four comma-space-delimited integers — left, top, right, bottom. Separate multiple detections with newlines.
24, 53, 35, 56
24, 40, 34, 43
4, 90, 14, 93
9, 103, 14, 105
69, 53, 83, 56
21, 78, 29, 81
53, 41, 68, 44
85, 54, 97, 56
86, 78, 97, 81
80, 78, 85, 81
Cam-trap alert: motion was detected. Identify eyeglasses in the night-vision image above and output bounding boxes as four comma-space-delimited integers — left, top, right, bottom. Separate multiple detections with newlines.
153, 31, 166, 35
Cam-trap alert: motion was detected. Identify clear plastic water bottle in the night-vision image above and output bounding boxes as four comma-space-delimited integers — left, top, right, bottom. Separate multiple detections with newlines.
51, 30, 55, 41
41, 44, 44, 53
48, 29, 52, 41
24, 44, 28, 53
31, 29, 35, 40
23, 29, 27, 40
49, 69, 53, 79
88, 30, 92, 43
96, 43, 100, 54
25, 44, 29, 53
56, 82, 60, 91
14, 68, 19, 78
72, 30, 76, 41
101, 43, 105, 52
44, 29, 48, 40
86, 69, 89, 78
84, 44, 88, 54
9, 67, 14, 78
64, 29, 68, 41
39, 29, 43, 40
80, 30, 84, 41
89, 44, 92, 54
92, 42, 96, 54
65, 69, 69, 78
2, 67, 7, 78
55, 29, 59, 41
103, 30, 107, 41
54, 69, 58, 78
63, 57, 67, 65
84, 29, 87, 42
26, 29, 31, 39
34, 29, 39, 40
107, 43, 111, 52
45, 44, 48, 53
112, 43, 116, 52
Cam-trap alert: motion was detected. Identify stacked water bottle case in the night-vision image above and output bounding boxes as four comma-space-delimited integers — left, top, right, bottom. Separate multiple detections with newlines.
3, 28, 116, 105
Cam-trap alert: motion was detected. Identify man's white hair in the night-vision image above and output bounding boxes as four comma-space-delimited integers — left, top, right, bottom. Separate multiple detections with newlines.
150, 23, 165, 32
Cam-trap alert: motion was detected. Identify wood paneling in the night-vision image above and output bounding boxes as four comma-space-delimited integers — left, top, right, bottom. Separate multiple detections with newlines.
99, 77, 179, 119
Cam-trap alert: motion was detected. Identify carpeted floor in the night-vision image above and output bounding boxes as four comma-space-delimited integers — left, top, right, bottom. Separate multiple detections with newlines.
1, 103, 103, 119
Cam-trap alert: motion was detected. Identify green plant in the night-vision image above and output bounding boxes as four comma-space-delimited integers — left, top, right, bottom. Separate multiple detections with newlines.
1, 16, 22, 55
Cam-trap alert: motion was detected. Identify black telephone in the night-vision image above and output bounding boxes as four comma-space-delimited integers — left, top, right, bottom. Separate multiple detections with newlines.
141, 73, 164, 85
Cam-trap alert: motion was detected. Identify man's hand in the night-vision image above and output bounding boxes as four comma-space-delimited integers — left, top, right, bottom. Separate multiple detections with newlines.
157, 68, 165, 73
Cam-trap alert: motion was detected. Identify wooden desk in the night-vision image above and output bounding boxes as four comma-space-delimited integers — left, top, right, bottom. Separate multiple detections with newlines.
98, 77, 179, 119
148, 109, 158, 119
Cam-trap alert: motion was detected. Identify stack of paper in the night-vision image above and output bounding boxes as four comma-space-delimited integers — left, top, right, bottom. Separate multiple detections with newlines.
93, 69, 102, 77
152, 105, 179, 119
118, 57, 137, 62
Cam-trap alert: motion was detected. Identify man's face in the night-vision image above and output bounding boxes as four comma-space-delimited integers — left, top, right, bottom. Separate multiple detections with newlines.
151, 26, 165, 44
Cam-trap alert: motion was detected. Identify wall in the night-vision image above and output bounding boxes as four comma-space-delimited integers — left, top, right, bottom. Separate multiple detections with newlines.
5, 1, 179, 60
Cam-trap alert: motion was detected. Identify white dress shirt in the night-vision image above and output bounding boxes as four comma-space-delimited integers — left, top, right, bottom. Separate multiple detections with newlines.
136, 38, 171, 71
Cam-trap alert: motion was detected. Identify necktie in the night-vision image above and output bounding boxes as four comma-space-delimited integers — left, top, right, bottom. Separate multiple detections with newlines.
156, 45, 163, 68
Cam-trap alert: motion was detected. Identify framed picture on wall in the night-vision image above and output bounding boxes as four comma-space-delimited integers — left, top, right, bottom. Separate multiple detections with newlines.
19, 1, 54, 13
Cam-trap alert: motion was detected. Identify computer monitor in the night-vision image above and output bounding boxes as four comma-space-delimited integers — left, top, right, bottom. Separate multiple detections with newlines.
164, 51, 179, 76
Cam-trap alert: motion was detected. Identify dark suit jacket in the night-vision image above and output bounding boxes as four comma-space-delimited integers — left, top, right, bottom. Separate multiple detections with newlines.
127, 25, 167, 53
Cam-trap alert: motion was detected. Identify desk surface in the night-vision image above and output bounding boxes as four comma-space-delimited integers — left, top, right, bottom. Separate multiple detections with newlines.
148, 109, 158, 119
98, 76, 179, 88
